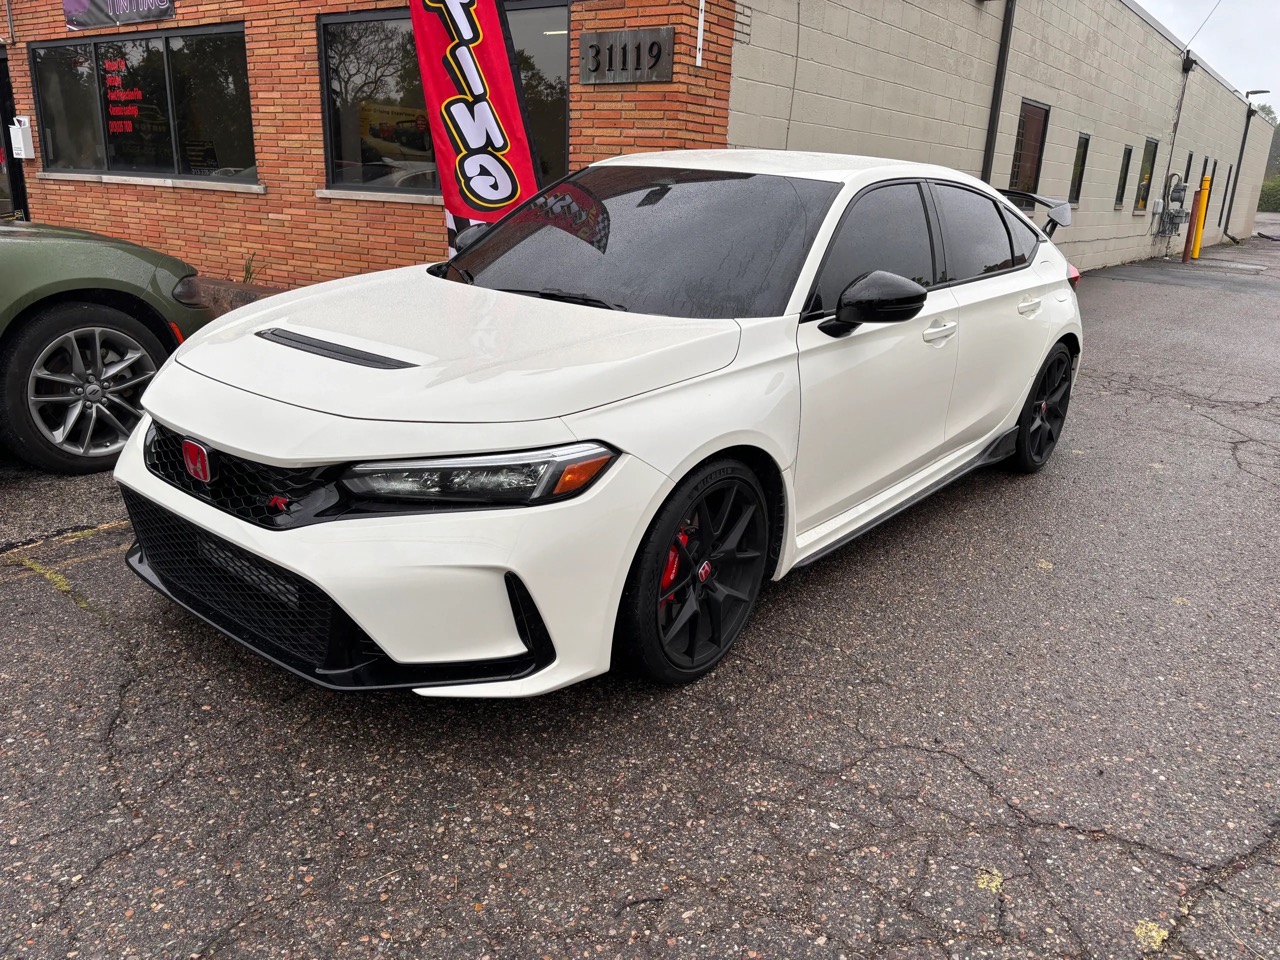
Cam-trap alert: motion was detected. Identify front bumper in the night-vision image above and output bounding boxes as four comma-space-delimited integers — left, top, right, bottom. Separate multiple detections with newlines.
115, 416, 673, 697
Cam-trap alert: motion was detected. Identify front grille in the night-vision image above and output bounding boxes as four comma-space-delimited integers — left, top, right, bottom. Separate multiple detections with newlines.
122, 486, 334, 665
122, 488, 560, 690
144, 422, 335, 528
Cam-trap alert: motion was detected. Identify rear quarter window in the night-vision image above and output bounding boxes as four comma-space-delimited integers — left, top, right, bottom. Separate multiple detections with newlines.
933, 183, 1016, 283
1000, 206, 1042, 266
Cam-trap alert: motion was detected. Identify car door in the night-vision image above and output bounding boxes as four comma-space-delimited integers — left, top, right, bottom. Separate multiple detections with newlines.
794, 181, 960, 533
929, 182, 1056, 448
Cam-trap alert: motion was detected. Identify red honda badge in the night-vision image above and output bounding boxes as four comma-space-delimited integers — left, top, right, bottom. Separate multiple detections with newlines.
182, 439, 213, 483
697, 560, 713, 583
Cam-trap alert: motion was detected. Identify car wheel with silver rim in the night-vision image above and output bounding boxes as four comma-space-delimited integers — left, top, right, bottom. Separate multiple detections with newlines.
1, 302, 166, 473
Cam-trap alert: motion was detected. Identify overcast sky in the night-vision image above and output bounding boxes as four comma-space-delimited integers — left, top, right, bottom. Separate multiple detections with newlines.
1137, 0, 1280, 112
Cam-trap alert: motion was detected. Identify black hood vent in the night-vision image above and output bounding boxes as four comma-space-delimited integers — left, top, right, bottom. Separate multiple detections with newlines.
255, 328, 416, 369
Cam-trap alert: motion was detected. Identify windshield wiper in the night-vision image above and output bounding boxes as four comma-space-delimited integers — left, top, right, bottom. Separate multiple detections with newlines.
429, 260, 474, 283
447, 261, 475, 284
499, 288, 626, 311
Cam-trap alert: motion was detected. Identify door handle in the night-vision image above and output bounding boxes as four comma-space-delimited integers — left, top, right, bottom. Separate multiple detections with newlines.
1017, 298, 1043, 316
921, 320, 957, 343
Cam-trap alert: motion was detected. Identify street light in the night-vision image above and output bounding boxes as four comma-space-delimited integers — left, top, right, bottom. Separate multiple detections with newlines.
1222, 90, 1271, 239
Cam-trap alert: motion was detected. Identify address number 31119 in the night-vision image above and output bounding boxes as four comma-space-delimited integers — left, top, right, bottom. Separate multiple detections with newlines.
579, 27, 675, 85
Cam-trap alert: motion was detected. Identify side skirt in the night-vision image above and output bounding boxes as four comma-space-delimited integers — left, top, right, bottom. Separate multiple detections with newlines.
793, 426, 1018, 569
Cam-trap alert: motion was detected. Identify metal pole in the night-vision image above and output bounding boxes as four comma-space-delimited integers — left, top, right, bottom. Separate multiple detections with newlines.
1222, 105, 1255, 239
1182, 187, 1204, 262
1161, 55, 1195, 205
980, 0, 1017, 184
4, 0, 15, 48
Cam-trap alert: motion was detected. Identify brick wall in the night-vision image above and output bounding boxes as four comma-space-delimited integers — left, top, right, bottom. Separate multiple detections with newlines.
7, 0, 736, 289
568, 0, 735, 167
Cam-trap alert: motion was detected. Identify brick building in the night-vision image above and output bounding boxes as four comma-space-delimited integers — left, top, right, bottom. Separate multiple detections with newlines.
0, 0, 1273, 287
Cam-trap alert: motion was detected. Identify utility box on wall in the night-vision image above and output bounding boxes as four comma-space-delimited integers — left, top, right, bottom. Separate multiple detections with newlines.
7, 117, 34, 160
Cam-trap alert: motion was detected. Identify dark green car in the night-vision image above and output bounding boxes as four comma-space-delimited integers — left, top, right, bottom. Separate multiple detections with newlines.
0, 221, 214, 473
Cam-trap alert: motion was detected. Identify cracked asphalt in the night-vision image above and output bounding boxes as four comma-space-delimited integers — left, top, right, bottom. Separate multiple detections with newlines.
2, 225, 1279, 958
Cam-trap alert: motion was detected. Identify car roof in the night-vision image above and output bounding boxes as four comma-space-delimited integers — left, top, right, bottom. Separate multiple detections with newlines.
592, 149, 993, 190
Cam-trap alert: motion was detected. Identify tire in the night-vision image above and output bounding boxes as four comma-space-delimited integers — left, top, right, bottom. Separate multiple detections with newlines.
1010, 342, 1074, 474
614, 458, 771, 685
0, 302, 167, 474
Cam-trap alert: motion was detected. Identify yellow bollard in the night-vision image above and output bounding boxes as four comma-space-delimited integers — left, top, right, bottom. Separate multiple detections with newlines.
1190, 175, 1212, 259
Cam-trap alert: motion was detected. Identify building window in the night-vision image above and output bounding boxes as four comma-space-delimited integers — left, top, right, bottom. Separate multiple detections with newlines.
1009, 100, 1050, 196
31, 26, 256, 181
1068, 133, 1090, 205
319, 2, 568, 196
31, 45, 107, 171
1115, 145, 1133, 209
1133, 138, 1159, 213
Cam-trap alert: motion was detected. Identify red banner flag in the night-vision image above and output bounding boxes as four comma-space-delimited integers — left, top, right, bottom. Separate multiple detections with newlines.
409, 0, 543, 252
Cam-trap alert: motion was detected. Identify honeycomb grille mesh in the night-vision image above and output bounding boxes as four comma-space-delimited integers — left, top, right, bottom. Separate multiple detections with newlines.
122, 487, 333, 666
144, 422, 328, 528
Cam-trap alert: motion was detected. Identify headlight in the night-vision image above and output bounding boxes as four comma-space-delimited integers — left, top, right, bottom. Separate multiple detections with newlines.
340, 442, 617, 505
172, 275, 202, 306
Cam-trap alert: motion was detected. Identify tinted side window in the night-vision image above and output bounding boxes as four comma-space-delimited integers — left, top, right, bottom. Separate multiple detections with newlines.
812, 183, 935, 315
1000, 206, 1040, 266
934, 184, 1015, 282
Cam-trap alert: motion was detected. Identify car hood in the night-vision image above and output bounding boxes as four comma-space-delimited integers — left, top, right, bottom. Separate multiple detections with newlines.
174, 266, 742, 423
0, 219, 155, 252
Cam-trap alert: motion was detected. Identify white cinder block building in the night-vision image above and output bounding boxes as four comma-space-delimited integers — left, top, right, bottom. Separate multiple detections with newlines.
728, 0, 1275, 270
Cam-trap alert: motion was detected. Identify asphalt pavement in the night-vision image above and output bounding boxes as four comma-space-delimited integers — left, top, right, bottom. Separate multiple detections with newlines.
2, 226, 1279, 958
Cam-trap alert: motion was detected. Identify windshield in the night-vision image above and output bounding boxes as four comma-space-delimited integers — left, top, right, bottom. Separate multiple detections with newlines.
450, 165, 840, 319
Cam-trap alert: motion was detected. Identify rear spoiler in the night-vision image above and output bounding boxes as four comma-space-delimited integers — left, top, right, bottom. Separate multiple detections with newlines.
998, 189, 1071, 238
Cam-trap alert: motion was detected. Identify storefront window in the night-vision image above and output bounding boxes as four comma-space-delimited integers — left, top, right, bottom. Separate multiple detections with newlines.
32, 45, 106, 171
320, 2, 568, 195
31, 27, 255, 181
506, 4, 569, 184
169, 33, 256, 179
96, 38, 174, 174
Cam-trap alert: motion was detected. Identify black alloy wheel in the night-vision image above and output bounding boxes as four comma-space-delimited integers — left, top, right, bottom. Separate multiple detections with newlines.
615, 459, 770, 684
1012, 342, 1074, 473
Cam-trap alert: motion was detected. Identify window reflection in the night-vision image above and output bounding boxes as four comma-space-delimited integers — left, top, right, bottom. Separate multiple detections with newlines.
323, 18, 436, 191
169, 34, 257, 181
321, 4, 568, 193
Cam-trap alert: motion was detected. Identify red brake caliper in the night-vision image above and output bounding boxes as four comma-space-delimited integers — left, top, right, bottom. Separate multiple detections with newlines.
659, 529, 690, 608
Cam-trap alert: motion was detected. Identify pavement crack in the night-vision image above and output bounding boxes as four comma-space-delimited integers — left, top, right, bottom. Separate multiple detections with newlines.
0, 519, 130, 558
3, 555, 96, 611
1160, 817, 1280, 954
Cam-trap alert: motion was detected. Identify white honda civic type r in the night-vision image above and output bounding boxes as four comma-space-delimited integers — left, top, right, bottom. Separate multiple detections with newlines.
114, 150, 1082, 697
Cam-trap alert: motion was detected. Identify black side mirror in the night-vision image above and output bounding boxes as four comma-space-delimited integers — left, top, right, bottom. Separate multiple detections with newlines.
818, 271, 928, 338
454, 222, 489, 253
